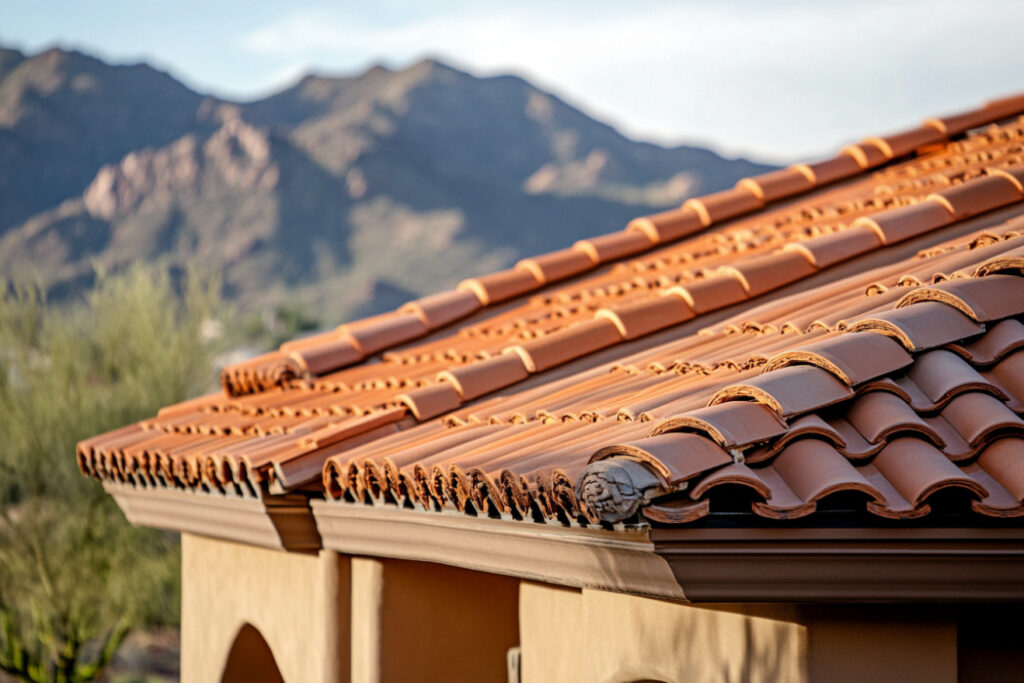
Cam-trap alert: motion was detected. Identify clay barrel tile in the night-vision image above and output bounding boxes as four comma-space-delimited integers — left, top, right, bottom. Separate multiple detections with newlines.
924, 107, 1001, 136
793, 155, 862, 186
840, 142, 889, 169
974, 243, 1024, 277
642, 498, 711, 524
399, 289, 481, 329
770, 439, 876, 502
438, 354, 530, 401
717, 249, 817, 297
288, 337, 362, 376
846, 301, 984, 351
783, 225, 882, 268
986, 350, 1024, 413
515, 248, 595, 284
763, 331, 913, 386
505, 317, 623, 373
342, 312, 429, 356
590, 432, 732, 484
595, 294, 695, 340
976, 437, 1024, 501
458, 268, 541, 305
683, 186, 764, 227
853, 199, 954, 244
650, 401, 788, 449
947, 318, 1024, 365
573, 230, 655, 264
397, 383, 463, 421
627, 207, 706, 243
896, 275, 1024, 322
940, 392, 1024, 446
863, 125, 946, 159
710, 365, 856, 417
665, 276, 749, 313
845, 391, 940, 445
871, 437, 987, 506
987, 166, 1024, 193
736, 167, 815, 203
927, 175, 1023, 220
983, 93, 1024, 120
907, 349, 1003, 404
689, 461, 773, 501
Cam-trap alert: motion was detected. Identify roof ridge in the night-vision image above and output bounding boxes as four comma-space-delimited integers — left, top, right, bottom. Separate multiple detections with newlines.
218, 92, 1024, 397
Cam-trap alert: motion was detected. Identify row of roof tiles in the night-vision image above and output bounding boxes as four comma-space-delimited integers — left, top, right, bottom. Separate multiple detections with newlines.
77, 91, 1024, 530
218, 94, 1024, 396
78, 226, 1024, 526
322, 243, 1024, 526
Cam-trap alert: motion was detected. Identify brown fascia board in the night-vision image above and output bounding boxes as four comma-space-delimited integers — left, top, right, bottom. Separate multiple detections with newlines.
105, 483, 322, 552
311, 500, 685, 601
651, 526, 1024, 603
314, 500, 1024, 603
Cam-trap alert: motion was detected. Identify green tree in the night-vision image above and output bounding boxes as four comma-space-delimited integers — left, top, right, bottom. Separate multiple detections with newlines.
0, 267, 222, 682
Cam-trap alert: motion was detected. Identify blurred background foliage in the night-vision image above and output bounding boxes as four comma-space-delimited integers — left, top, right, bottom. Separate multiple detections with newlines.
0, 266, 225, 681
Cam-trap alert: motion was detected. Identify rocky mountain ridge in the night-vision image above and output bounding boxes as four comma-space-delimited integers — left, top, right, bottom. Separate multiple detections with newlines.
0, 46, 774, 321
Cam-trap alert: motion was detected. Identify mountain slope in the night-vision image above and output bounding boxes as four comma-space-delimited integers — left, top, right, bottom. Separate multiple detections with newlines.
0, 47, 205, 231
0, 47, 775, 321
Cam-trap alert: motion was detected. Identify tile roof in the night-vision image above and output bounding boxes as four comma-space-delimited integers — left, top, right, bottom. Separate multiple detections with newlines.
79, 92, 1024, 535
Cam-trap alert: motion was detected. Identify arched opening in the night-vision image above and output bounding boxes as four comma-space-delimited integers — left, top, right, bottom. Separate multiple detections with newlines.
221, 623, 285, 683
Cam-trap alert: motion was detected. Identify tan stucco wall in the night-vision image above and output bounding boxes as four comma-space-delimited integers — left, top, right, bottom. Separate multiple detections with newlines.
181, 535, 964, 683
181, 533, 349, 683
520, 582, 807, 683
350, 557, 520, 683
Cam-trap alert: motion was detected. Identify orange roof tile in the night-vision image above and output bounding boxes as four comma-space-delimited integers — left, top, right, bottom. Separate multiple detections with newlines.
79, 91, 1024, 536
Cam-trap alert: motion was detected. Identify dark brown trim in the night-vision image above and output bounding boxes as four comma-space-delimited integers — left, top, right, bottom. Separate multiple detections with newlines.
652, 526, 1024, 602
105, 483, 321, 552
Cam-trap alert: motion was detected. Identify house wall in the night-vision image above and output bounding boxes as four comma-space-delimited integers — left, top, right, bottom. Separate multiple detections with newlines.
181, 534, 350, 683
518, 584, 967, 683
182, 535, 1015, 683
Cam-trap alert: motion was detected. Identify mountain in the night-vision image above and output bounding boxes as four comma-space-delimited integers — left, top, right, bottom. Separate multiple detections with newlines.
0, 47, 775, 322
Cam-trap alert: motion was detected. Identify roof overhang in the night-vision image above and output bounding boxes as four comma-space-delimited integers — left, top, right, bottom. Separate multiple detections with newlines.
311, 500, 684, 599
651, 526, 1024, 602
315, 502, 1024, 603
105, 483, 322, 552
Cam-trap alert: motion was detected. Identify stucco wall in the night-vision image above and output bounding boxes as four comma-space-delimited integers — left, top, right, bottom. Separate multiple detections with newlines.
181, 533, 349, 683
519, 583, 807, 683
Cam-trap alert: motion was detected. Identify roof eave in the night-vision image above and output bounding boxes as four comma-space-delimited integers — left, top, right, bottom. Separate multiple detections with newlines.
652, 525, 1024, 603
105, 482, 322, 552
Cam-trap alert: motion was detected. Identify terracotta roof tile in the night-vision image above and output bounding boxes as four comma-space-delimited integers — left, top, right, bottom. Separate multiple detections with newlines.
928, 173, 1023, 219
717, 249, 817, 297
736, 167, 816, 202
783, 225, 882, 268
710, 364, 855, 417
574, 230, 655, 263
896, 274, 1024, 321
683, 186, 764, 226
438, 353, 530, 401
399, 289, 481, 329
846, 301, 984, 351
864, 125, 946, 158
762, 332, 913, 386
79, 91, 1024, 534
626, 206, 706, 243
458, 268, 540, 305
854, 198, 954, 244
595, 294, 695, 339
793, 154, 863, 185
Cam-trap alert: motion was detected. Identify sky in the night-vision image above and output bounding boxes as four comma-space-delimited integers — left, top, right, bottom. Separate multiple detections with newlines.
3, 0, 1024, 163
